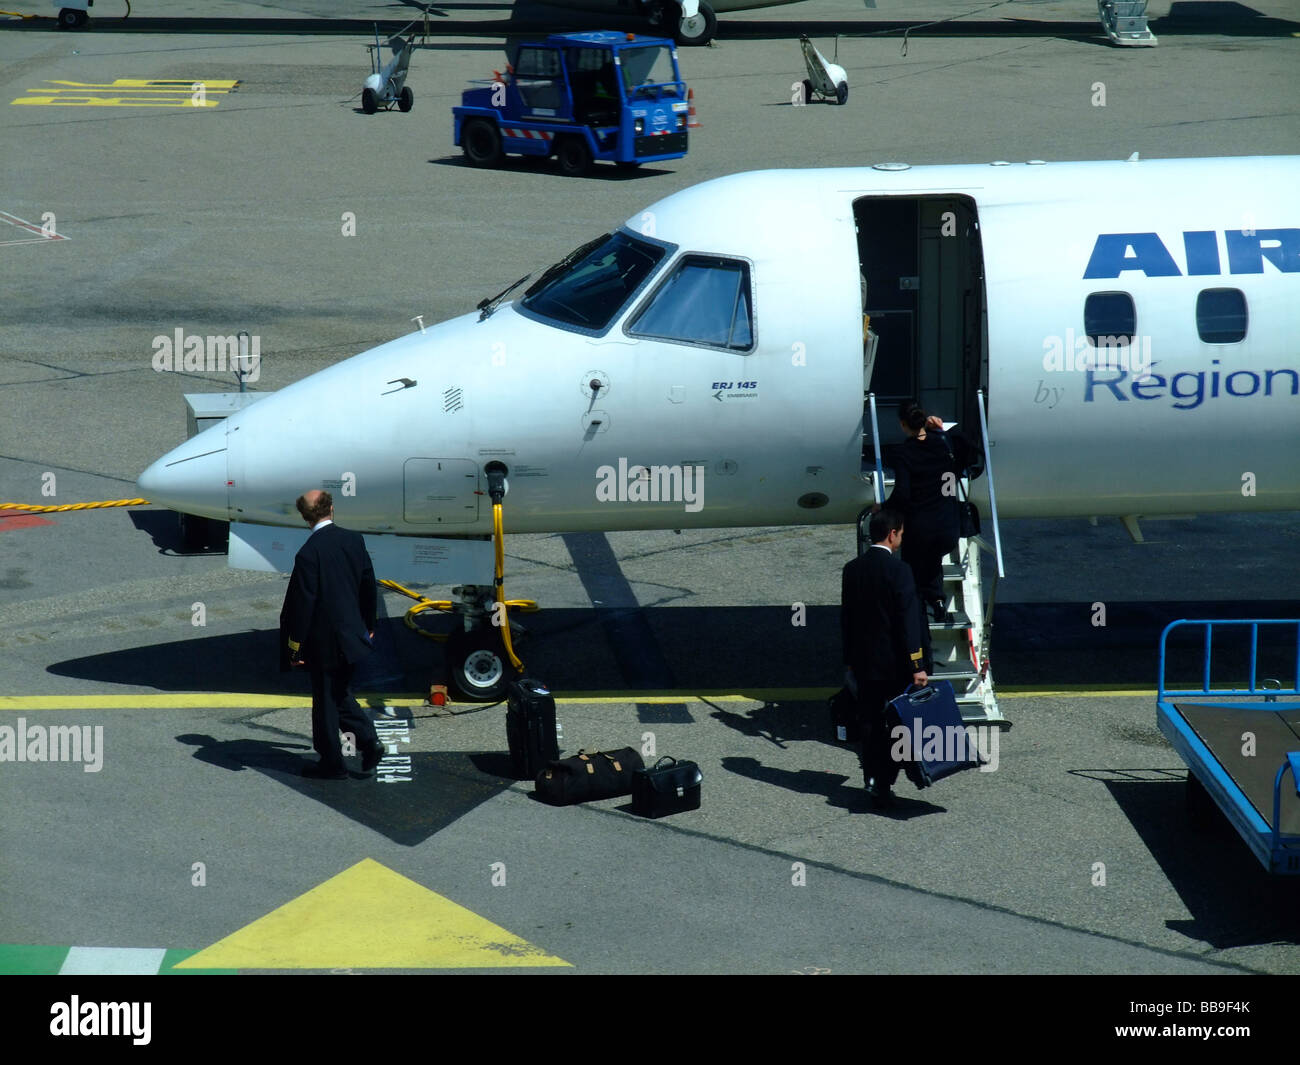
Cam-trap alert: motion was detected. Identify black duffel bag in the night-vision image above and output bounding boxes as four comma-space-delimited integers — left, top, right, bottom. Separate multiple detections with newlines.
535, 747, 644, 806
631, 756, 702, 818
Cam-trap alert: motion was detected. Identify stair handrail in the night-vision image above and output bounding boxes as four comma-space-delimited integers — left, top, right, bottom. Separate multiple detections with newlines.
868, 391, 885, 505
976, 388, 1005, 578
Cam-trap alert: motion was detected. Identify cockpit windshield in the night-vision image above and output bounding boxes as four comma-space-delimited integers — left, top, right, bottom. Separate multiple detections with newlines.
520, 231, 667, 331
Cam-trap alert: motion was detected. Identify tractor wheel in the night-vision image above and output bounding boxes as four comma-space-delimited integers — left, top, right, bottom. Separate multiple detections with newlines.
462, 118, 503, 167
556, 135, 593, 177
398, 86, 413, 112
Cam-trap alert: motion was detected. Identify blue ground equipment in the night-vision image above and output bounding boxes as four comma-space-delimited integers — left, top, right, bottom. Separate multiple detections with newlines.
1157, 619, 1300, 874
453, 32, 689, 176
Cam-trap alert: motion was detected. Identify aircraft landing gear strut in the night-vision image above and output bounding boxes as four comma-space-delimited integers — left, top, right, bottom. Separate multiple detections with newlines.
442, 461, 530, 701
443, 584, 525, 702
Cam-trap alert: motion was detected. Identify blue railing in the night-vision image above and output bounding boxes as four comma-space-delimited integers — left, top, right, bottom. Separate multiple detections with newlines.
1158, 618, 1300, 702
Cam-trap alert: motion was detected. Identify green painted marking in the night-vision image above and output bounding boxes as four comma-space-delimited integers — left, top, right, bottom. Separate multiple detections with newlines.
0, 943, 68, 975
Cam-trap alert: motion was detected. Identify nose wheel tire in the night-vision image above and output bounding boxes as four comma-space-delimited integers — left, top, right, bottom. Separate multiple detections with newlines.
448, 628, 518, 701
672, 1, 716, 46
362, 87, 378, 114
398, 86, 414, 112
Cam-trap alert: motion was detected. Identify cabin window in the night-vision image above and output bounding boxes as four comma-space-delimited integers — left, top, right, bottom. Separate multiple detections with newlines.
628, 256, 754, 351
1084, 291, 1135, 347
520, 231, 667, 332
1196, 288, 1247, 344
514, 47, 566, 113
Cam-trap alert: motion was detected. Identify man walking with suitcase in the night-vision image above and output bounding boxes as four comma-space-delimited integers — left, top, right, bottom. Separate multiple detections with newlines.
841, 508, 928, 808
280, 489, 385, 779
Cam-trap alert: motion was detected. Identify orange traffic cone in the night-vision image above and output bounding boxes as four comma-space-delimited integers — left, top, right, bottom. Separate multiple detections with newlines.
687, 88, 700, 128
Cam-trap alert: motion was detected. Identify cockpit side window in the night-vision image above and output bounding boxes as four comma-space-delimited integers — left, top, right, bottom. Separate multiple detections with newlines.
520, 232, 667, 332
627, 256, 754, 351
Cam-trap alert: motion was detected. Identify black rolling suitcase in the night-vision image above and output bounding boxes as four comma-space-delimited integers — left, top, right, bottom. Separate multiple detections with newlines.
886, 680, 983, 787
506, 679, 559, 781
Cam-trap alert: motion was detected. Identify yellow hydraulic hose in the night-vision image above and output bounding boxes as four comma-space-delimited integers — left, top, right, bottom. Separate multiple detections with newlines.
1, 498, 148, 512
492, 501, 524, 671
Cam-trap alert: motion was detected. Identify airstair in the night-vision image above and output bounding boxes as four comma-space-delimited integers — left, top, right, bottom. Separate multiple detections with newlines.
862, 392, 1007, 726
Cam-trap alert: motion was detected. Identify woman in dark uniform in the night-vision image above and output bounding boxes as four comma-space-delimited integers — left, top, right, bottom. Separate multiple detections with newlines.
883, 400, 980, 623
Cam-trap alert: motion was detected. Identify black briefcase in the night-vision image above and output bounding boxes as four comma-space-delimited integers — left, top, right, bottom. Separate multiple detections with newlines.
828, 686, 861, 744
886, 680, 983, 788
631, 757, 702, 818
535, 747, 644, 806
506, 679, 559, 781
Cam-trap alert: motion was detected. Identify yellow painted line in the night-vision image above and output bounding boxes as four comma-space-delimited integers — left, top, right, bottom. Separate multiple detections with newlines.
14, 97, 223, 108
13, 78, 238, 108
177, 859, 570, 971
0, 687, 1155, 711
44, 79, 239, 89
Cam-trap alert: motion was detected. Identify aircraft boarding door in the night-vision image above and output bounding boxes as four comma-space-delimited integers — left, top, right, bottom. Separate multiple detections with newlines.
855, 194, 1005, 724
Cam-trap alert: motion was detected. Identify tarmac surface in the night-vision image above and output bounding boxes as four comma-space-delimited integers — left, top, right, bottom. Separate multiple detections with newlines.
1, 0, 1298, 980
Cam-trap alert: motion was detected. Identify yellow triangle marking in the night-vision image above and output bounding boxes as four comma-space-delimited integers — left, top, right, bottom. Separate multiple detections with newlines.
175, 859, 571, 970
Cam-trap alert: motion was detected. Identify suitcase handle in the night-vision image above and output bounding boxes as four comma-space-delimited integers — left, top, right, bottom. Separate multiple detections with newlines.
907, 684, 938, 703
652, 756, 678, 770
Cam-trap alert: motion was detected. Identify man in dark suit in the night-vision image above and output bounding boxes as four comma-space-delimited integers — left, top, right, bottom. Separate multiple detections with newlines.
841, 508, 929, 808
280, 489, 384, 779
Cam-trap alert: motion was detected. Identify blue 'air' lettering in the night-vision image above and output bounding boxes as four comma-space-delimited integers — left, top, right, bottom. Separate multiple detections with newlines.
1083, 229, 1300, 278
1084, 360, 1300, 410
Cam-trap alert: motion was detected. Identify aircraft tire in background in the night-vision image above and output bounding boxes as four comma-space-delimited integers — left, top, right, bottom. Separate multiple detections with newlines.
462, 119, 503, 167
362, 87, 378, 114
556, 135, 593, 177
671, 1, 716, 46
447, 628, 517, 702
58, 8, 87, 28
398, 86, 413, 112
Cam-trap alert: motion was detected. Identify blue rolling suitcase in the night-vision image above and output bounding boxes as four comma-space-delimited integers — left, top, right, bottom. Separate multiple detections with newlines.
886, 681, 983, 787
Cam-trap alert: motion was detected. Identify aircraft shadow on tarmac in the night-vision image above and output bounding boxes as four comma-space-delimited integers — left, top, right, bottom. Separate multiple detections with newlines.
177, 732, 517, 846
46, 600, 1299, 696
1071, 768, 1300, 949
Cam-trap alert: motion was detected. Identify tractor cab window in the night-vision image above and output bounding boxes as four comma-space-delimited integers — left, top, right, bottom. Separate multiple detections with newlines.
567, 47, 618, 122
521, 231, 668, 332
514, 47, 567, 114
619, 46, 677, 98
628, 256, 754, 351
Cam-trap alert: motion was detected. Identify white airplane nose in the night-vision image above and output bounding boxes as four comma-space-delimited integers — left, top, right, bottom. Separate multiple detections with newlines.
137, 427, 229, 520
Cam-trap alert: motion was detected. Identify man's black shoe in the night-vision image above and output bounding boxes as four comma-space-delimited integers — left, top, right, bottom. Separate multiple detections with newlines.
360, 740, 386, 774
302, 760, 348, 780
865, 779, 894, 809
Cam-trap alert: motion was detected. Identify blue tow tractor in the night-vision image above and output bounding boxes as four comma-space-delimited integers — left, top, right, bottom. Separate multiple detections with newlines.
1157, 619, 1300, 874
453, 32, 690, 177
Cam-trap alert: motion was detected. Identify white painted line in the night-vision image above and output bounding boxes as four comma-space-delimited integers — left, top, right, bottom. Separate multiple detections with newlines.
59, 946, 166, 975
0, 210, 68, 246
